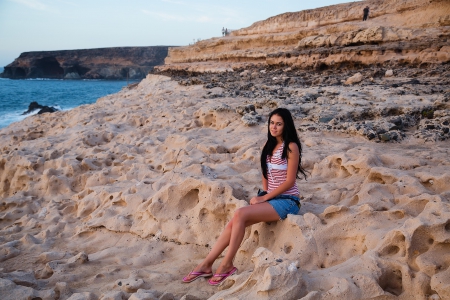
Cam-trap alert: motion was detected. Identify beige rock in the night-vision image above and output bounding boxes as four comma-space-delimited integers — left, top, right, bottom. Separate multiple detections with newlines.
0, 69, 448, 299
99, 291, 126, 300
56, 282, 72, 300
0, 278, 55, 300
66, 292, 97, 300
128, 290, 159, 300
38, 251, 69, 263
115, 278, 145, 293
431, 266, 450, 299
240, 70, 250, 77
0, 270, 37, 288
156, 0, 450, 72
211, 248, 303, 299
159, 292, 175, 300
0, 2, 450, 300
344, 72, 363, 85
179, 295, 201, 300
67, 252, 89, 264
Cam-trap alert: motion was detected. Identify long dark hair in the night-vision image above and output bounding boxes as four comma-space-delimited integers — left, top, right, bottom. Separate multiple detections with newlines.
260, 108, 307, 180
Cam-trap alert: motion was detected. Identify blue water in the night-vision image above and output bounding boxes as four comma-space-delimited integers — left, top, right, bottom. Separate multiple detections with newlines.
0, 77, 137, 129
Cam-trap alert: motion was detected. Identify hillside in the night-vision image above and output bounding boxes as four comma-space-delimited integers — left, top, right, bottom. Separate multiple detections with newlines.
1, 46, 171, 80
157, 0, 450, 73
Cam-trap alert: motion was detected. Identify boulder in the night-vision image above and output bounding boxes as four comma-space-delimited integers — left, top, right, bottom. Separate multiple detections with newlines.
344, 73, 363, 85
22, 101, 59, 115
66, 292, 97, 300
115, 278, 145, 293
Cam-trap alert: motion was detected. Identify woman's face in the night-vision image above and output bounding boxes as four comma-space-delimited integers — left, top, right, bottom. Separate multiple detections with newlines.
269, 114, 284, 139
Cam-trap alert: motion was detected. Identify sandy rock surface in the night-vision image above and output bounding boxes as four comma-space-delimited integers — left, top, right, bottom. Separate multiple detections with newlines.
158, 0, 450, 72
0, 71, 449, 299
1, 0, 450, 299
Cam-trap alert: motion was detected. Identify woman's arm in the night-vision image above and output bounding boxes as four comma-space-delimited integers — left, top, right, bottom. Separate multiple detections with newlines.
250, 142, 299, 205
262, 174, 268, 191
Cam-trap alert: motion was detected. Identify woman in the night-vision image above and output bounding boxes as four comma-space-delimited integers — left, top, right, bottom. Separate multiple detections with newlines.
182, 108, 307, 285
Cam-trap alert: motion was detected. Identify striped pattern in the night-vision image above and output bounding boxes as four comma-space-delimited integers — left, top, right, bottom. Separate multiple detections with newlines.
266, 143, 299, 196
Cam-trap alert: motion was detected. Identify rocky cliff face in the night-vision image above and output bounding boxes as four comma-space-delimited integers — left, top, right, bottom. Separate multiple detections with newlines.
157, 0, 450, 73
1, 46, 171, 80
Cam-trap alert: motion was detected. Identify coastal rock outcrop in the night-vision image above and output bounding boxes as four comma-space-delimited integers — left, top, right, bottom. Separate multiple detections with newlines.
1, 46, 172, 80
1, 0, 450, 299
156, 0, 450, 73
0, 73, 449, 299
22, 101, 59, 115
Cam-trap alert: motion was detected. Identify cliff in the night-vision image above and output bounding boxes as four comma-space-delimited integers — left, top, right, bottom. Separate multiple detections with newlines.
157, 0, 450, 73
1, 46, 172, 80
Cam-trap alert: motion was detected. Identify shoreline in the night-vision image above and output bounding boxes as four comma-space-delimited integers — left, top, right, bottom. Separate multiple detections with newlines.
0, 79, 137, 129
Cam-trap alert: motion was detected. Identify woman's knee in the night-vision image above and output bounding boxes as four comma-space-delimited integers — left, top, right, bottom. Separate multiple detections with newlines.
225, 220, 233, 230
233, 207, 248, 222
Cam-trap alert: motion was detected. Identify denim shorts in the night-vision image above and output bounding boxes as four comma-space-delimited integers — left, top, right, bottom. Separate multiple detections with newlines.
267, 195, 300, 220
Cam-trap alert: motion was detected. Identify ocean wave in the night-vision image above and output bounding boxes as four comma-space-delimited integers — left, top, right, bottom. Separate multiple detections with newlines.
0, 79, 128, 128
25, 78, 63, 81
0, 110, 32, 129
21, 104, 62, 115
0, 104, 65, 129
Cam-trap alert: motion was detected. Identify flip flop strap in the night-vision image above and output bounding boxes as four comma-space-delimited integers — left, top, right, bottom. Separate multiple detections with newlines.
213, 269, 236, 277
190, 271, 207, 275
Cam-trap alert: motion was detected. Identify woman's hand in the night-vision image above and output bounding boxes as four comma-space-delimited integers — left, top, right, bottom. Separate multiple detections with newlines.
250, 196, 266, 205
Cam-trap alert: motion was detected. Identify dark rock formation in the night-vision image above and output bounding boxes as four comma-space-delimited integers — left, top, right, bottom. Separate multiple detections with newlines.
1, 46, 172, 80
22, 101, 59, 115
156, 62, 450, 142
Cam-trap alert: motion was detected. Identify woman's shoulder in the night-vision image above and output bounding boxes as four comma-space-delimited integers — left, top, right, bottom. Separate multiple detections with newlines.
287, 142, 299, 154
287, 142, 299, 150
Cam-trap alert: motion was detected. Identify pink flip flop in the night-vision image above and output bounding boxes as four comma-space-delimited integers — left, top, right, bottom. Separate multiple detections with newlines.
208, 267, 238, 286
182, 271, 213, 283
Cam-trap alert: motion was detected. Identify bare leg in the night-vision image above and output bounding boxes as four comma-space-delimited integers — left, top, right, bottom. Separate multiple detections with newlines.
209, 202, 279, 283
184, 202, 279, 282
183, 220, 233, 281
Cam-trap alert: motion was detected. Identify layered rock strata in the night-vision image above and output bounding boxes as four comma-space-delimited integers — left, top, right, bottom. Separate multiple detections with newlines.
157, 0, 450, 73
1, 46, 171, 80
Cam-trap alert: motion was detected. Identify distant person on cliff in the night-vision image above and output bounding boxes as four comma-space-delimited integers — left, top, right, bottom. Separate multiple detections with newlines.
182, 108, 307, 285
225, 28, 228, 36
222, 27, 225, 36
363, 6, 370, 21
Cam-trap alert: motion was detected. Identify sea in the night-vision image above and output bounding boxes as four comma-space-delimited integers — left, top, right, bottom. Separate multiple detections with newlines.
0, 67, 137, 129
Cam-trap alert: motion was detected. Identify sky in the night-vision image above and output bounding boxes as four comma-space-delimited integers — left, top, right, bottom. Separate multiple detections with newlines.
0, 0, 351, 67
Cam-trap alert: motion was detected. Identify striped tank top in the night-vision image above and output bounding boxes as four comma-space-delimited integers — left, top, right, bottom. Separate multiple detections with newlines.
266, 143, 299, 196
